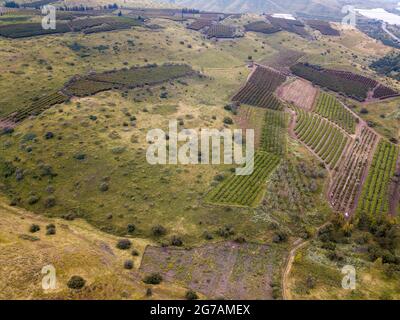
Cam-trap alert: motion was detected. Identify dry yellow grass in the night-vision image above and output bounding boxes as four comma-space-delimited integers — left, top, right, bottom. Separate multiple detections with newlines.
0, 198, 190, 300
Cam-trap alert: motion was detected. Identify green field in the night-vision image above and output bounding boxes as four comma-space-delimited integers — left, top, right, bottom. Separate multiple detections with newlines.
294, 107, 349, 168
357, 140, 399, 218
260, 108, 288, 155
206, 152, 281, 207
315, 92, 356, 134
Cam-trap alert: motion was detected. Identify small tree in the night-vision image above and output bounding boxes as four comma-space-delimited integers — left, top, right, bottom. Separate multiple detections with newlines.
185, 290, 199, 300
124, 260, 134, 269
67, 275, 86, 289
127, 224, 136, 234
29, 224, 40, 233
152, 225, 167, 237
143, 273, 163, 285
116, 239, 132, 250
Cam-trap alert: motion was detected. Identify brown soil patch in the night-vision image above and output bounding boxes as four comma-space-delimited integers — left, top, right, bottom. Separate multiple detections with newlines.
277, 79, 318, 111
140, 241, 278, 300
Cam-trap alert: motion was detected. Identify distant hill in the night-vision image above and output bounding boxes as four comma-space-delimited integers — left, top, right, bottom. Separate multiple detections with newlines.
160, 0, 399, 20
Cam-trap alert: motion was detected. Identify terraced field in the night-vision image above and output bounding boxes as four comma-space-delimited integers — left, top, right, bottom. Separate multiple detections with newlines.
0, 16, 142, 38
244, 21, 281, 34
0, 92, 68, 127
206, 152, 281, 207
291, 63, 398, 102
187, 19, 213, 31
276, 79, 318, 111
65, 64, 194, 97
206, 24, 237, 38
329, 127, 379, 214
356, 140, 398, 218
232, 66, 286, 110
294, 108, 349, 169
260, 109, 288, 156
315, 93, 357, 134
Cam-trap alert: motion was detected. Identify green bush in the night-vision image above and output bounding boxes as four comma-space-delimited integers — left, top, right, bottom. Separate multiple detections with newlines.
185, 290, 199, 300
152, 225, 167, 237
143, 273, 162, 285
124, 260, 134, 269
29, 224, 40, 233
116, 239, 132, 250
127, 224, 136, 234
67, 275, 86, 289
170, 235, 183, 247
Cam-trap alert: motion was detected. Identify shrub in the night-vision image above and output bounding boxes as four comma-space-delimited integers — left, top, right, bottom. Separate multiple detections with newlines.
272, 231, 288, 243
46, 225, 56, 235
170, 235, 183, 246
203, 231, 213, 240
74, 153, 86, 160
223, 117, 233, 125
67, 275, 86, 289
160, 92, 168, 99
44, 132, 54, 139
127, 224, 136, 234
185, 290, 199, 300
22, 132, 37, 142
116, 239, 132, 250
124, 260, 134, 269
44, 196, 56, 208
234, 236, 246, 243
360, 108, 369, 114
327, 250, 344, 262
29, 224, 40, 233
306, 276, 316, 289
143, 273, 162, 285
62, 212, 76, 221
99, 182, 109, 192
217, 225, 235, 238
27, 195, 40, 205
152, 225, 167, 237
131, 249, 139, 256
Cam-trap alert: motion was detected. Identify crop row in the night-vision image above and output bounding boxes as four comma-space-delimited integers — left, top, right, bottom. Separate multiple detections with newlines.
206, 24, 236, 38
294, 108, 348, 169
0, 17, 142, 38
329, 127, 378, 214
306, 20, 340, 36
244, 21, 281, 34
231, 66, 286, 110
267, 16, 309, 37
232, 82, 282, 110
206, 152, 281, 207
260, 109, 288, 155
1, 92, 68, 123
187, 19, 213, 30
291, 63, 372, 101
373, 84, 399, 99
65, 64, 194, 97
315, 92, 356, 134
248, 66, 286, 92
356, 140, 398, 218
0, 22, 71, 38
